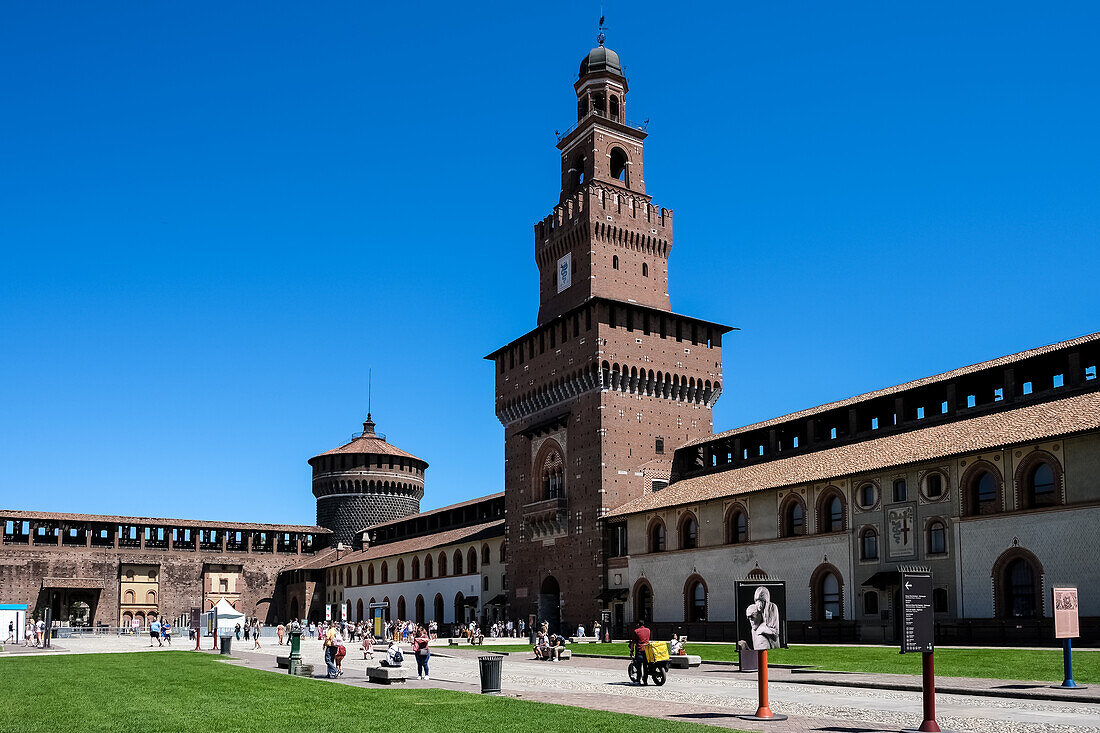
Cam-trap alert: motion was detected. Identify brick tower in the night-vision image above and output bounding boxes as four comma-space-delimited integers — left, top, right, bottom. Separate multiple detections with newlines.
487, 35, 733, 632
309, 415, 426, 547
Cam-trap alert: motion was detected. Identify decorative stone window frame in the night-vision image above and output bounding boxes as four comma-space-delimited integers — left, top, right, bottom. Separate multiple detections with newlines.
809, 562, 845, 621
854, 481, 879, 512
683, 574, 709, 622
960, 460, 1004, 517
857, 524, 880, 564
816, 486, 849, 534
632, 577, 654, 623
646, 516, 667, 553
724, 501, 750, 544
918, 467, 950, 504
991, 546, 1045, 619
677, 510, 700, 550
923, 516, 950, 558
1012, 448, 1065, 511
778, 492, 808, 538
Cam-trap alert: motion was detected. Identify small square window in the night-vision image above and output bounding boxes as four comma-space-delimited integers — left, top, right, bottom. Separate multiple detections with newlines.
940, 400, 948, 414
993, 388, 1004, 402
1053, 374, 1064, 388
871, 417, 879, 430
917, 406, 925, 419
1022, 381, 1033, 395
1086, 365, 1097, 381
967, 394, 976, 408
830, 427, 838, 440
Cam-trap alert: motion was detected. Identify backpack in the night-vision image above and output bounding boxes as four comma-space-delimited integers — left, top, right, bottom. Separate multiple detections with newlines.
393, 648, 404, 663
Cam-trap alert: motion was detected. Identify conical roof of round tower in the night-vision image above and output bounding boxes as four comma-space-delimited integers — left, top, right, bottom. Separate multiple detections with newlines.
309, 414, 427, 466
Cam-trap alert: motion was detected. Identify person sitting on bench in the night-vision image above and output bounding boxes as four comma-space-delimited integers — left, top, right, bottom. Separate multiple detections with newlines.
381, 642, 404, 667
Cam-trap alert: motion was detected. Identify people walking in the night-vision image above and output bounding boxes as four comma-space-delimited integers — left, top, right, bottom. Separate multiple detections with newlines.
235, 623, 241, 641
5, 620, 14, 643
162, 620, 172, 645
252, 621, 261, 649
323, 624, 338, 679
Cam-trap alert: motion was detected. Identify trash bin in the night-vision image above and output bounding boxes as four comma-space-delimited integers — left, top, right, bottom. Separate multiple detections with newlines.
478, 655, 502, 695
737, 641, 757, 672
219, 635, 233, 655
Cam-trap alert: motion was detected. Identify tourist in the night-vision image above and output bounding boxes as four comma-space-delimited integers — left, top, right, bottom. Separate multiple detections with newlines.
5, 620, 14, 643
323, 624, 338, 678
333, 626, 346, 677
382, 640, 403, 668
428, 620, 437, 639
548, 633, 567, 661
362, 634, 374, 660
25, 620, 33, 646
413, 624, 431, 680
161, 619, 172, 645
35, 617, 45, 647
308, 621, 316, 639
234, 623, 241, 641
150, 618, 161, 647
505, 620, 513, 638
575, 623, 586, 638
669, 633, 684, 656
276, 623, 286, 645
532, 629, 549, 660
252, 621, 261, 649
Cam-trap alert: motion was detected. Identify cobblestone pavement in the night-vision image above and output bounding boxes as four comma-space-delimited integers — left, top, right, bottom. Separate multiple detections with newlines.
10, 636, 1099, 733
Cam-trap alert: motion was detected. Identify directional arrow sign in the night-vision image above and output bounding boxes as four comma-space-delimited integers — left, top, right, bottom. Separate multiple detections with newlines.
900, 572, 934, 654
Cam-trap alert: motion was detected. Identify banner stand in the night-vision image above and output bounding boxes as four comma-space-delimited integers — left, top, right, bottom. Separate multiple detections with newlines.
737, 650, 788, 722
1051, 638, 1088, 690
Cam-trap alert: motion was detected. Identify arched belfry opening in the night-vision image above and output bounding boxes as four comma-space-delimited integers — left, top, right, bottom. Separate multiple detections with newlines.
610, 148, 629, 185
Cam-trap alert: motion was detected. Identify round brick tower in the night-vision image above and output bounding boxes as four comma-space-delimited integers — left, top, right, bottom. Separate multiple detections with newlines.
309, 415, 426, 547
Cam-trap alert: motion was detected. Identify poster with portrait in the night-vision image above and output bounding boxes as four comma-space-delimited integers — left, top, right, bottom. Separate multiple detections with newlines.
735, 580, 787, 650
1052, 587, 1079, 639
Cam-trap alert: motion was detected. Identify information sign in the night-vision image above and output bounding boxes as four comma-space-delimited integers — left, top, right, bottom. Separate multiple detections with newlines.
369, 602, 389, 609
900, 572, 933, 654
1053, 587, 1080, 639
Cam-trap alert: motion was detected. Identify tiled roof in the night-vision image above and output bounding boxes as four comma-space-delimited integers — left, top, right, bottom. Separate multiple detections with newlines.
311, 417, 426, 465
281, 547, 341, 571
606, 390, 1100, 518
686, 331, 1100, 448
326, 519, 504, 568
0, 509, 329, 534
361, 492, 504, 532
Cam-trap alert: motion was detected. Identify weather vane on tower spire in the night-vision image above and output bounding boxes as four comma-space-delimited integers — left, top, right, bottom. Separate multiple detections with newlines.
597, 6, 606, 46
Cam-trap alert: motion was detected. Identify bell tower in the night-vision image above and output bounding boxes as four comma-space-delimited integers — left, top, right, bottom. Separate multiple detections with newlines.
537, 34, 670, 326
489, 30, 732, 633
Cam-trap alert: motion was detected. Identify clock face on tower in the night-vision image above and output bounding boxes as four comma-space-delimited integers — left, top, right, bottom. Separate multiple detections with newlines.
557, 253, 572, 293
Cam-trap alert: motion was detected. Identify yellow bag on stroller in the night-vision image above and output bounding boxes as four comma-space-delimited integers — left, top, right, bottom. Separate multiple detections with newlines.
645, 641, 669, 663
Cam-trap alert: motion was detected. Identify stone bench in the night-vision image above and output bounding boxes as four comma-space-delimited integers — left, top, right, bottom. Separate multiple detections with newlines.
366, 666, 409, 684
669, 654, 702, 669
569, 636, 598, 644
276, 655, 289, 669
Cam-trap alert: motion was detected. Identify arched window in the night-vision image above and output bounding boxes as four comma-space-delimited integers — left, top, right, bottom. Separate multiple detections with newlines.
537, 442, 565, 500
612, 255, 620, 270
642, 263, 649, 277
147, 590, 156, 604
368, 563, 376, 585
821, 573, 841, 619
781, 496, 806, 537
648, 519, 666, 553
634, 580, 653, 623
924, 471, 944, 499
453, 549, 464, 575
356, 565, 363, 585
397, 596, 406, 620
481, 543, 491, 566
438, 552, 448, 576
679, 513, 698, 550
863, 592, 879, 615
893, 478, 907, 502
467, 547, 477, 574
380, 562, 389, 583
927, 520, 947, 555
124, 590, 135, 604
412, 556, 420, 580
356, 598, 364, 621
811, 564, 844, 620
963, 463, 1001, 516
609, 94, 620, 121
857, 483, 877, 509
1026, 462, 1056, 508
859, 528, 878, 560
396, 559, 405, 582
685, 577, 707, 622
609, 147, 629, 184
1006, 559, 1038, 618
726, 505, 748, 544
818, 490, 845, 533
424, 554, 433, 579
499, 544, 506, 563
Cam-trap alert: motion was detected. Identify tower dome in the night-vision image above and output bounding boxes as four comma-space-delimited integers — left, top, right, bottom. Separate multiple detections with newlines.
308, 415, 426, 547
579, 45, 622, 78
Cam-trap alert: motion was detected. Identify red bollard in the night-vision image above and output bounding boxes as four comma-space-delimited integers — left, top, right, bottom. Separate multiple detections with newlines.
918, 652, 940, 733
738, 650, 788, 722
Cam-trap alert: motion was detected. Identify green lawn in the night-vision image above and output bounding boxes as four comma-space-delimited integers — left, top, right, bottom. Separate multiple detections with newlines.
0, 652, 739, 733
475, 642, 1100, 684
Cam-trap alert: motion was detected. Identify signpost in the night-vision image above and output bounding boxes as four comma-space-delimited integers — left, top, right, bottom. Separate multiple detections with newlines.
735, 579, 788, 723
1052, 587, 1086, 690
900, 572, 951, 733
370, 602, 388, 640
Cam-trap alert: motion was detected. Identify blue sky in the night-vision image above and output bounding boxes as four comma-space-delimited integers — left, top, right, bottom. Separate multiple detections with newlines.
1, 2, 1097, 525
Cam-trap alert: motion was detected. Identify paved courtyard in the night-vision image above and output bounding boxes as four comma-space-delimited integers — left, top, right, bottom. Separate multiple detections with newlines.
8, 636, 1098, 733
